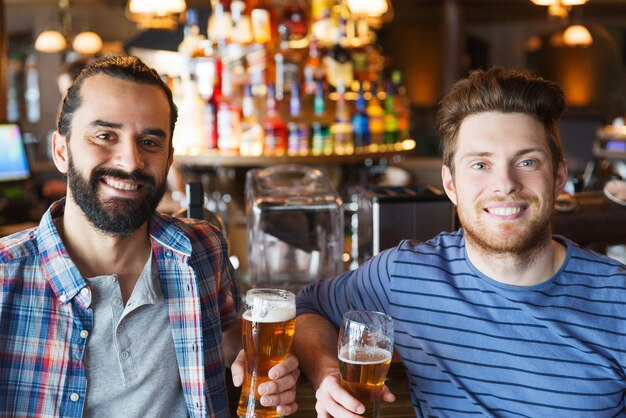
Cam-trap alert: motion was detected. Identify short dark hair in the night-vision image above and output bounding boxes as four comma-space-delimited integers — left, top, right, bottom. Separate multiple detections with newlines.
436, 67, 565, 175
57, 55, 178, 147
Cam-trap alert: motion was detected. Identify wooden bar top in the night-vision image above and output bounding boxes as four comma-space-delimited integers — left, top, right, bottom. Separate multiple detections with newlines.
227, 362, 415, 417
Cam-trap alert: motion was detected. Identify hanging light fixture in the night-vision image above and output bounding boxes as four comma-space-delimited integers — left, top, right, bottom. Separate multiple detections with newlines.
529, 0, 589, 18
35, 0, 103, 55
126, 0, 187, 30
563, 24, 593, 46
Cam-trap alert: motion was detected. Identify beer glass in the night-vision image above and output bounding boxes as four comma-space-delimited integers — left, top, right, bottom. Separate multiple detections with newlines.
338, 310, 394, 418
237, 289, 296, 418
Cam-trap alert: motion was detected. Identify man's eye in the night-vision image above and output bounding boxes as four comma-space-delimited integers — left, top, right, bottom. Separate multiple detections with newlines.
519, 160, 535, 168
96, 133, 113, 140
472, 162, 487, 170
141, 138, 160, 148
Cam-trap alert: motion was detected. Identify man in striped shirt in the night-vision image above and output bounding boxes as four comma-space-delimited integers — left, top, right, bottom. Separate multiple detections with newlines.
0, 56, 299, 417
294, 68, 626, 417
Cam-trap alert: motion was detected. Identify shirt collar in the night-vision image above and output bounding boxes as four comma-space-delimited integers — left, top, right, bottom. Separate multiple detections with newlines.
38, 200, 193, 305
37, 198, 88, 306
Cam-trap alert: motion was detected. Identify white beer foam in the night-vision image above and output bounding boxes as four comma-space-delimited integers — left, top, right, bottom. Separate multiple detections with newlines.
338, 346, 392, 365
243, 305, 296, 323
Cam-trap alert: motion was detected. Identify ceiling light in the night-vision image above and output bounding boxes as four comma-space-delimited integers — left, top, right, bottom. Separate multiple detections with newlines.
126, 0, 187, 29
563, 24, 593, 47
35, 30, 67, 53
72, 31, 103, 55
530, 0, 588, 5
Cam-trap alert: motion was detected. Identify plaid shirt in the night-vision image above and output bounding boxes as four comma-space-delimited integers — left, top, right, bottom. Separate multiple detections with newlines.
0, 199, 241, 418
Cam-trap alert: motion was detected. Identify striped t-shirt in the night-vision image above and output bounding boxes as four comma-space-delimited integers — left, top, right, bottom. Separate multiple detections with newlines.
296, 229, 626, 417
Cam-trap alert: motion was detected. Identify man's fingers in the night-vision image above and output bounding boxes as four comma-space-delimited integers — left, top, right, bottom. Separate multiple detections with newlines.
231, 349, 245, 387
382, 384, 396, 403
259, 368, 301, 397
267, 353, 299, 380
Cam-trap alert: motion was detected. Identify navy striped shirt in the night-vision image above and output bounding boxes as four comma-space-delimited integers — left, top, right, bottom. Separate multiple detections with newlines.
296, 230, 626, 417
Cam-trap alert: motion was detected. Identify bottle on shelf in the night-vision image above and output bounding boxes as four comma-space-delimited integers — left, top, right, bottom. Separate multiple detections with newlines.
287, 83, 309, 156
274, 27, 301, 101
277, 0, 309, 45
178, 9, 206, 77
240, 84, 264, 156
216, 65, 242, 152
172, 75, 206, 155
310, 0, 335, 47
263, 83, 287, 156
331, 80, 354, 155
324, 27, 353, 89
392, 70, 411, 140
366, 81, 384, 145
352, 83, 370, 150
383, 80, 399, 145
303, 38, 324, 96
247, 4, 272, 97
311, 81, 332, 156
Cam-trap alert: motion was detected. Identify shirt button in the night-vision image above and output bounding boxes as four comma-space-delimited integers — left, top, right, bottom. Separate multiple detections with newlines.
113, 298, 122, 307
59, 294, 67, 303
70, 393, 80, 402
121, 351, 130, 359
80, 287, 90, 296
109, 276, 117, 284
165, 250, 174, 258
80, 330, 89, 339
118, 325, 125, 333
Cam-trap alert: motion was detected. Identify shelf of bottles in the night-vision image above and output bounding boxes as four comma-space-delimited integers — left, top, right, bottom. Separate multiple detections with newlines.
170, 0, 413, 165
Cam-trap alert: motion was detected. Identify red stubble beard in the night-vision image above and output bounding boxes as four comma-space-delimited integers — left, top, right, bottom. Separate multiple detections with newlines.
458, 193, 555, 258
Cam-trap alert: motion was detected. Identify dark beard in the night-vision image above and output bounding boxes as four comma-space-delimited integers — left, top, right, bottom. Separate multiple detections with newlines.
67, 154, 167, 237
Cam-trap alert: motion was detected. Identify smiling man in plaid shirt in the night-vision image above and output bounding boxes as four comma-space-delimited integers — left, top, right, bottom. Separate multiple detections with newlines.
0, 55, 299, 417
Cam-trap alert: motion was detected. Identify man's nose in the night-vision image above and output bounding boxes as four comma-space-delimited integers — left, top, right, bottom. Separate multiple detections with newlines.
492, 166, 521, 195
115, 138, 145, 172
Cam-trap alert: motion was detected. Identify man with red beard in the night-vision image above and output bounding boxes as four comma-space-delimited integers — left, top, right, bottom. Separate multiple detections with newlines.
293, 68, 626, 418
0, 56, 299, 418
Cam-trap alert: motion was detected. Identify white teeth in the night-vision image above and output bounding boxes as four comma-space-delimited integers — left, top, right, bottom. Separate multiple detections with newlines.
105, 179, 138, 191
489, 207, 521, 216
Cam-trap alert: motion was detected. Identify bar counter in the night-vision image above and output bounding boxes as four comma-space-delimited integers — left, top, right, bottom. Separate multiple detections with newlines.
227, 361, 415, 417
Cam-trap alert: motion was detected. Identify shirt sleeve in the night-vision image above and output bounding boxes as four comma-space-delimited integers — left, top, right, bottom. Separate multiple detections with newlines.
296, 245, 398, 328
214, 229, 242, 331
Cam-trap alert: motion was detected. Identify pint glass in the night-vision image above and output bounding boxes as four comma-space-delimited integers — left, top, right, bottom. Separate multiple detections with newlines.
237, 289, 296, 418
338, 310, 394, 418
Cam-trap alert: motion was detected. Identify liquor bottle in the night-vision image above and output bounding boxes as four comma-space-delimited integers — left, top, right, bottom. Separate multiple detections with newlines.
352, 84, 370, 150
324, 29, 353, 89
366, 81, 384, 145
392, 70, 410, 140
311, 81, 332, 156
240, 84, 264, 156
247, 5, 272, 97
383, 80, 399, 145
287, 83, 309, 156
178, 9, 205, 78
172, 75, 206, 154
331, 81, 354, 155
277, 0, 308, 43
216, 65, 242, 152
263, 84, 287, 156
311, 0, 334, 47
274, 28, 301, 101
303, 38, 324, 96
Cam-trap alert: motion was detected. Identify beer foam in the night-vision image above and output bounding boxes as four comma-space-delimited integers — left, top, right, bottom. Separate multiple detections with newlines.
243, 305, 296, 323
338, 346, 392, 365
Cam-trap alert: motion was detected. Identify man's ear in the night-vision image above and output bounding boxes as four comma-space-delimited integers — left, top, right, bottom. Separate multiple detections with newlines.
441, 164, 458, 206
554, 159, 569, 197
51, 131, 69, 174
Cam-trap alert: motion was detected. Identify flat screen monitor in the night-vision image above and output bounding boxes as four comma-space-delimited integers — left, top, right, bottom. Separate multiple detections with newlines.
0, 123, 31, 183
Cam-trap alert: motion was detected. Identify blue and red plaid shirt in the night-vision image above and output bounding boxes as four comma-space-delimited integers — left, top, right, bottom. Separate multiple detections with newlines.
0, 199, 241, 417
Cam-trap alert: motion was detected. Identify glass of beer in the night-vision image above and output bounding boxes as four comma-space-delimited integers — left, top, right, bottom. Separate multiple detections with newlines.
338, 310, 394, 418
237, 288, 296, 418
